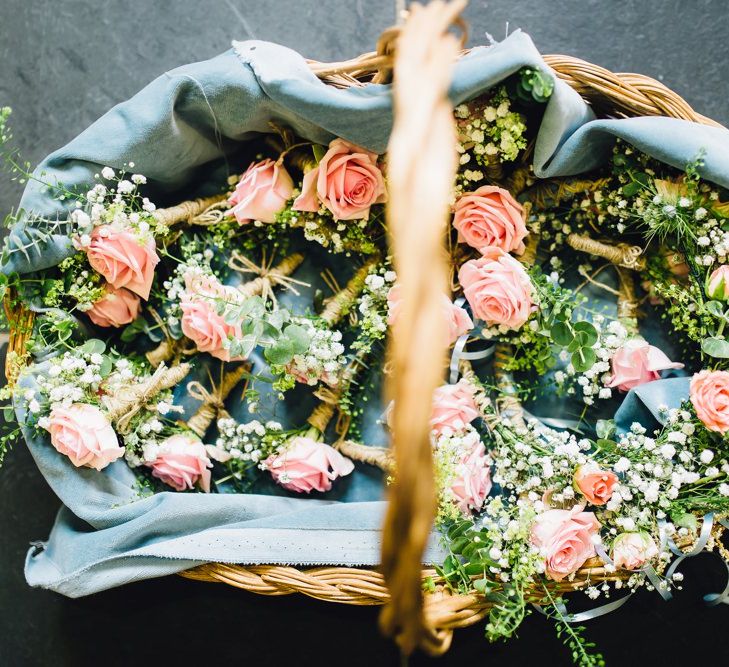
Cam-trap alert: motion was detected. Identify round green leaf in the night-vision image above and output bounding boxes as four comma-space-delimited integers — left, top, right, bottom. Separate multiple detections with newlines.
550, 322, 573, 346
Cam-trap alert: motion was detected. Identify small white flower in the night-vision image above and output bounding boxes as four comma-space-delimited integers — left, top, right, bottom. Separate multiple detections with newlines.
659, 444, 676, 459
101, 166, 115, 180
700, 449, 715, 464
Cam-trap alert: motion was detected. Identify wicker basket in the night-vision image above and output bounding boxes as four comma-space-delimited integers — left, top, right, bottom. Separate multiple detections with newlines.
4, 0, 723, 657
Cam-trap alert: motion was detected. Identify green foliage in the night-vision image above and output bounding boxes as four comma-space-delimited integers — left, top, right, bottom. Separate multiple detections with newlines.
542, 587, 605, 667
514, 67, 554, 104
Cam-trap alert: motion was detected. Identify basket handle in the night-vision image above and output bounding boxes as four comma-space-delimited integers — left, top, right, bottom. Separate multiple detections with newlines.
377, 0, 465, 654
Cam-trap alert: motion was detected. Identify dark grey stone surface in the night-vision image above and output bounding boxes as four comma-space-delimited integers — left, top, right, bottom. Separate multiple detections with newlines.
1, 1, 728, 665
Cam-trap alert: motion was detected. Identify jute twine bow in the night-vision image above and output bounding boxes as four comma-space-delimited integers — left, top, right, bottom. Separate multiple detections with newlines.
229, 251, 307, 304
185, 364, 249, 438
380, 0, 465, 655
103, 363, 191, 434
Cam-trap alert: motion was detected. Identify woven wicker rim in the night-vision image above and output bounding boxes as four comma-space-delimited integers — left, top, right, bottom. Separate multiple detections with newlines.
4, 4, 722, 657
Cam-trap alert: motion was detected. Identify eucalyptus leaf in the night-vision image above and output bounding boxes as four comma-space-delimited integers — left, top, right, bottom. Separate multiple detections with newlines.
284, 323, 312, 355
264, 337, 295, 365
550, 322, 573, 346
571, 347, 596, 372
596, 419, 616, 440
573, 321, 598, 347
702, 336, 729, 358
80, 338, 105, 355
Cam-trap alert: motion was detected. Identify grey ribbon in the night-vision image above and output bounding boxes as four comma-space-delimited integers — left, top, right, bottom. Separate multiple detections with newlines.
663, 512, 714, 586
448, 298, 495, 384
533, 593, 635, 623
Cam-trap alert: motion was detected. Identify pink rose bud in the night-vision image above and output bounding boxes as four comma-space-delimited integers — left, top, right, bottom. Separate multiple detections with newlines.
573, 463, 618, 505
87, 283, 141, 328
430, 380, 479, 435
611, 532, 658, 571
146, 434, 212, 492
606, 338, 683, 392
180, 271, 245, 362
690, 369, 729, 434
531, 507, 600, 581
453, 185, 528, 255
387, 284, 473, 346
264, 436, 354, 493
47, 403, 123, 470
293, 138, 387, 220
458, 247, 535, 330
228, 158, 294, 224
450, 441, 492, 513
86, 226, 159, 300
706, 265, 729, 301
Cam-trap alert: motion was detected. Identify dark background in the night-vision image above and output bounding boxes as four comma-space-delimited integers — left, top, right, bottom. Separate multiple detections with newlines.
1, 1, 729, 665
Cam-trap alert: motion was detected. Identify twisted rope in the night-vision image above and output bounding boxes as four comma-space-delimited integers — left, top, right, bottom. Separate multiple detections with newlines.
185, 364, 249, 438
153, 193, 228, 228
379, 0, 464, 654
231, 251, 307, 302
567, 233, 647, 270
103, 363, 191, 434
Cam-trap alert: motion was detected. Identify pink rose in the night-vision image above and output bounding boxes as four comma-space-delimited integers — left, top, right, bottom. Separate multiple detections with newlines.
612, 532, 658, 571
453, 186, 528, 255
87, 283, 141, 328
228, 158, 294, 224
387, 284, 473, 345
47, 403, 123, 470
606, 339, 683, 392
264, 436, 354, 493
573, 463, 618, 506
293, 139, 386, 220
706, 265, 729, 301
86, 226, 159, 300
146, 434, 212, 492
180, 272, 244, 362
690, 370, 729, 434
458, 247, 534, 330
530, 507, 600, 581
450, 441, 492, 513
431, 380, 479, 435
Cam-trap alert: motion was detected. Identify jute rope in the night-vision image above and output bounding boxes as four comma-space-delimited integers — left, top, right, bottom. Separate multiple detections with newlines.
231, 251, 307, 300
335, 440, 393, 472
379, 0, 464, 654
103, 363, 191, 434
153, 193, 229, 228
185, 364, 249, 438
567, 233, 647, 270
320, 261, 377, 326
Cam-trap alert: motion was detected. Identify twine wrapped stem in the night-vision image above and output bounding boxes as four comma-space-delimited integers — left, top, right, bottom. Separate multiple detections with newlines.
186, 364, 249, 438
567, 233, 646, 270
320, 260, 378, 326
379, 0, 465, 654
153, 193, 229, 228
335, 440, 393, 472
103, 363, 191, 434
